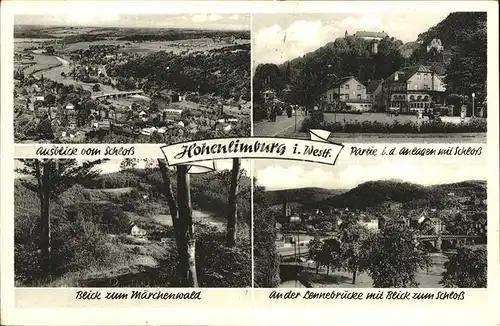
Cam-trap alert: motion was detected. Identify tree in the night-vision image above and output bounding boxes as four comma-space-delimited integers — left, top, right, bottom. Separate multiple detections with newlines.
339, 223, 370, 284
157, 159, 198, 287
36, 118, 55, 140
440, 245, 486, 288
15, 159, 104, 277
92, 83, 101, 92
308, 235, 323, 274
320, 238, 343, 276
366, 225, 431, 288
253, 184, 280, 287
226, 158, 240, 247
120, 158, 138, 171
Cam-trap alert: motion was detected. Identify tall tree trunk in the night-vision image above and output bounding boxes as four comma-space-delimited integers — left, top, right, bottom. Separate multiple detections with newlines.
226, 158, 240, 247
176, 165, 198, 287
40, 160, 52, 278
157, 159, 178, 227
316, 262, 319, 275
352, 270, 357, 285
326, 265, 330, 276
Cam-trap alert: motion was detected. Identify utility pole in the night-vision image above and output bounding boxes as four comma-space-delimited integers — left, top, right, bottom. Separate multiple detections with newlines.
294, 105, 297, 133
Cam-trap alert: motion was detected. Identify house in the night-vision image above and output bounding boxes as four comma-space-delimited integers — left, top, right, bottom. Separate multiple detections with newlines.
466, 219, 486, 237
129, 223, 147, 238
321, 76, 372, 111
261, 89, 276, 103
35, 95, 44, 102
427, 38, 444, 53
420, 217, 445, 234
289, 215, 301, 224
347, 30, 389, 54
365, 79, 384, 108
382, 65, 447, 113
352, 30, 388, 41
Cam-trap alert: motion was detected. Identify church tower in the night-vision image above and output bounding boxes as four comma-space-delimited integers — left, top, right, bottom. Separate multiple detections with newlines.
345, 30, 348, 38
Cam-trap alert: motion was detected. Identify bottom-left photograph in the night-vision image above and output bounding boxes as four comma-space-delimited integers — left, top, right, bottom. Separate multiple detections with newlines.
14, 158, 251, 288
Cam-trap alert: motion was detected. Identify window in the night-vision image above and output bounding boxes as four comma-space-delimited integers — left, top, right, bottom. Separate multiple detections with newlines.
346, 94, 349, 100
417, 73, 421, 80
414, 84, 418, 90
410, 95, 415, 101
424, 84, 429, 90
357, 94, 361, 100
357, 85, 361, 90
424, 74, 428, 80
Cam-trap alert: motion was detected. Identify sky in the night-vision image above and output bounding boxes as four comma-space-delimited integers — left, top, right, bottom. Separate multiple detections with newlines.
14, 159, 251, 177
252, 12, 450, 65
254, 153, 486, 191
14, 13, 250, 31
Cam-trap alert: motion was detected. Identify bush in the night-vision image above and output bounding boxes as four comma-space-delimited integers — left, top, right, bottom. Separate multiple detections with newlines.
65, 202, 131, 234
195, 223, 251, 288
301, 117, 487, 133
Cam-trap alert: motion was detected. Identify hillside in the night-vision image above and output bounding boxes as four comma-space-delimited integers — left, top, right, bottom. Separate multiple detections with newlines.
408, 12, 487, 97
399, 41, 420, 59
265, 187, 347, 207
112, 44, 250, 101
320, 180, 487, 210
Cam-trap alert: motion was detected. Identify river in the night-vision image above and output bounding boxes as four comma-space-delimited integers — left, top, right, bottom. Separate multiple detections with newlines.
32, 54, 116, 94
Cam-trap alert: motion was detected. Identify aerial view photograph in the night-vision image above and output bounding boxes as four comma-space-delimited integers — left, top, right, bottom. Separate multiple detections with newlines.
13, 14, 251, 144
253, 154, 487, 288
252, 12, 487, 143
14, 158, 251, 288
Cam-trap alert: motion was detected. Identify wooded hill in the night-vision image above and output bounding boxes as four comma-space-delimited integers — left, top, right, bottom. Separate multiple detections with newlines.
319, 180, 487, 210
112, 44, 250, 100
265, 187, 347, 208
253, 12, 487, 105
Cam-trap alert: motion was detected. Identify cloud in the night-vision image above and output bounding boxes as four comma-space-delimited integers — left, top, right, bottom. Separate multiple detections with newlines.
253, 20, 340, 65
44, 13, 121, 26
255, 153, 486, 191
253, 13, 450, 65
340, 14, 383, 30
191, 14, 224, 23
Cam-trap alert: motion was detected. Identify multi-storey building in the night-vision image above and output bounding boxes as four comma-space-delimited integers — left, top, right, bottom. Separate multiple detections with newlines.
382, 65, 446, 113
321, 76, 372, 112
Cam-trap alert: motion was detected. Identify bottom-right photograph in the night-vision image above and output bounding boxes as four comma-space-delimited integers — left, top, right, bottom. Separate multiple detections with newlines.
253, 154, 487, 289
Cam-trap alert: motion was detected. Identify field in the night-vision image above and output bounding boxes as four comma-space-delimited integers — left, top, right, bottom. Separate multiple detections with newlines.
20, 54, 61, 75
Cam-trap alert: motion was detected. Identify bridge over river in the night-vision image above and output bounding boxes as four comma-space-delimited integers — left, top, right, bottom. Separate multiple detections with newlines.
91, 90, 145, 100
278, 234, 485, 259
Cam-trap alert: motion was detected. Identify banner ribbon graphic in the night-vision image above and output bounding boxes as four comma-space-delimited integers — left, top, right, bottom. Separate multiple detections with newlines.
160, 129, 344, 174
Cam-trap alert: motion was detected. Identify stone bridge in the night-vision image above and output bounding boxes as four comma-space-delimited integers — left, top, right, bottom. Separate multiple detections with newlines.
91, 90, 144, 100
417, 234, 485, 251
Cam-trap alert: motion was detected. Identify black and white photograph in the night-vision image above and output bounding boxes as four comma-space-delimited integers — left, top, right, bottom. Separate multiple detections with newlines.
13, 14, 251, 144
252, 12, 487, 143
253, 155, 487, 288
14, 158, 251, 288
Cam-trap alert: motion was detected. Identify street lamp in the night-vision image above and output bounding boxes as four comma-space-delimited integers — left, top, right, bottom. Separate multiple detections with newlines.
471, 93, 475, 118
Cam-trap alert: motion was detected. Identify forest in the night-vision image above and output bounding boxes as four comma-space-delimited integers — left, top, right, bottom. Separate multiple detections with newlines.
253, 12, 487, 108
15, 159, 251, 288
111, 44, 251, 101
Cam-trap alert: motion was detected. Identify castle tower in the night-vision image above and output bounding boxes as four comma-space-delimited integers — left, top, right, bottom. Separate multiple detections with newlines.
345, 30, 348, 37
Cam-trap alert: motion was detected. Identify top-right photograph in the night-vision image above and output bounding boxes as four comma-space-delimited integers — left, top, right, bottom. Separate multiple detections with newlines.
252, 12, 487, 143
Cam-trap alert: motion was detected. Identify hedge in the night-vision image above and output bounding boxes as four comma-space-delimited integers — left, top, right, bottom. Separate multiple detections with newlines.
301, 118, 487, 133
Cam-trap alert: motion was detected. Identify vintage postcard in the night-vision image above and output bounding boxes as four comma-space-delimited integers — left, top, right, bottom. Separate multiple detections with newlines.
1, 1, 499, 326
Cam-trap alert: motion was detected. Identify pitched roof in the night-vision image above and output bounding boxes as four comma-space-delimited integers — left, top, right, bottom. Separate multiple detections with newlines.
429, 62, 447, 76
384, 65, 433, 84
354, 31, 388, 39
327, 76, 363, 89
365, 79, 384, 93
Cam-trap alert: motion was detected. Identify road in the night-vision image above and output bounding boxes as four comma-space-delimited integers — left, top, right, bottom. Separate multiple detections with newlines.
253, 113, 305, 137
